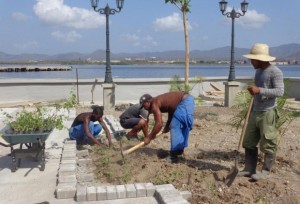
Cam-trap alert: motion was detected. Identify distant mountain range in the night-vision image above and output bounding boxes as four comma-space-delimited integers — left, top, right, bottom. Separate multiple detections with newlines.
1, 43, 300, 63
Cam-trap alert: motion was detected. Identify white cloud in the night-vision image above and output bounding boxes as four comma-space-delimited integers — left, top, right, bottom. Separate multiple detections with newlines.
121, 33, 158, 49
222, 7, 270, 29
51, 30, 82, 42
153, 13, 192, 32
33, 0, 105, 29
238, 9, 270, 29
13, 41, 39, 51
12, 12, 31, 22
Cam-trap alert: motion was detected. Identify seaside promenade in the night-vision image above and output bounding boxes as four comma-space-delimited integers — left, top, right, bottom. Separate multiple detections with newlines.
0, 77, 300, 203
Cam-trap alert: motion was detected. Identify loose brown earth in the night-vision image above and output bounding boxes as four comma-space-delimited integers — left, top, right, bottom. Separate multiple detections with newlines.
79, 105, 300, 204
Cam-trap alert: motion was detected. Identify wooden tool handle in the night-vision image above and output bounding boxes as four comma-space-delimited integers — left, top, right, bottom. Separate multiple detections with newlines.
123, 132, 163, 156
123, 142, 145, 155
237, 97, 254, 151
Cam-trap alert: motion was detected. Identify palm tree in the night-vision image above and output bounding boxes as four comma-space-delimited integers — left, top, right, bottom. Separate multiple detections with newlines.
165, 0, 191, 87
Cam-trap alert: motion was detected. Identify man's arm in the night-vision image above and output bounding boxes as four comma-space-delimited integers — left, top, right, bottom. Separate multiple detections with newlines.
82, 115, 102, 146
163, 112, 173, 133
99, 117, 113, 147
144, 102, 163, 145
248, 68, 284, 97
259, 69, 284, 97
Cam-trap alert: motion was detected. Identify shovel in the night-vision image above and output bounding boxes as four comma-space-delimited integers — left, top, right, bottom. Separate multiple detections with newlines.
225, 97, 254, 187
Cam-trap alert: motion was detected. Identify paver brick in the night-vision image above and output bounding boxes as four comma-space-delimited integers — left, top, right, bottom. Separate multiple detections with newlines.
63, 146, 76, 151
77, 173, 94, 182
76, 185, 87, 202
125, 184, 137, 198
156, 189, 183, 204
116, 185, 126, 199
145, 183, 156, 197
96, 186, 107, 201
62, 152, 76, 159
87, 186, 97, 201
60, 159, 77, 165
59, 164, 76, 173
58, 174, 77, 183
106, 185, 118, 200
180, 191, 192, 201
56, 183, 76, 199
134, 183, 146, 197
65, 140, 76, 145
165, 200, 190, 204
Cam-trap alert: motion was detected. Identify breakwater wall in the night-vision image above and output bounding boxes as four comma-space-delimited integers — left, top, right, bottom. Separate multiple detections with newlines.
0, 65, 72, 72
0, 77, 299, 107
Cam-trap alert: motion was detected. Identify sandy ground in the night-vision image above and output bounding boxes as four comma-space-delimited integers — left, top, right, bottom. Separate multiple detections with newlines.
77, 104, 300, 204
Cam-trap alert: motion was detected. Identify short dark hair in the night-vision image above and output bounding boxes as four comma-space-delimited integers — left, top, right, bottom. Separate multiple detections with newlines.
92, 106, 104, 116
139, 94, 152, 105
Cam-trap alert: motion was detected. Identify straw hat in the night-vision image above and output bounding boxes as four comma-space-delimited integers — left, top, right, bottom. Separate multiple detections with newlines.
243, 43, 276, 62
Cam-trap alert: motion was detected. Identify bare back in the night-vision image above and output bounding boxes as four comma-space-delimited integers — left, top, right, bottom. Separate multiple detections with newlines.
151, 91, 185, 114
71, 112, 93, 127
149, 91, 186, 137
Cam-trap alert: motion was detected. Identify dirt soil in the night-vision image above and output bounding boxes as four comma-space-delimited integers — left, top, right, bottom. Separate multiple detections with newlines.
78, 105, 300, 204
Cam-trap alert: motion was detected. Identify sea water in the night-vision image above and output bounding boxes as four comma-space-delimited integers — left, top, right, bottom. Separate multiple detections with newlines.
0, 64, 299, 79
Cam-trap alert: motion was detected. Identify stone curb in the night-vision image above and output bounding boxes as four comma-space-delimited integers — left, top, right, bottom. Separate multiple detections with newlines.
55, 115, 191, 203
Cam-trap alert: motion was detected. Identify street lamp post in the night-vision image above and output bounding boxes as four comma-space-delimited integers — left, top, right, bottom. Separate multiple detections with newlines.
219, 0, 248, 81
91, 0, 124, 83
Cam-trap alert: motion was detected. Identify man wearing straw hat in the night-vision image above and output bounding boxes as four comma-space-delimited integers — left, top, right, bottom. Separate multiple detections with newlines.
239, 43, 284, 181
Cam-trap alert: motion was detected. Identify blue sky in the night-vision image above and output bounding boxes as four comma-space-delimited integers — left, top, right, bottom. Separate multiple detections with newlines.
0, 0, 300, 55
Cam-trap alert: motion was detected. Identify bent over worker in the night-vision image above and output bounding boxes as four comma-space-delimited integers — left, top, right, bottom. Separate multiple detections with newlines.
69, 106, 112, 147
140, 91, 195, 163
119, 103, 149, 140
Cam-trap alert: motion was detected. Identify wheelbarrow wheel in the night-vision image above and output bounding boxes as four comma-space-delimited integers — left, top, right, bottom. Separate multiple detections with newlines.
40, 162, 45, 171
11, 153, 18, 172
11, 162, 18, 172
40, 149, 45, 171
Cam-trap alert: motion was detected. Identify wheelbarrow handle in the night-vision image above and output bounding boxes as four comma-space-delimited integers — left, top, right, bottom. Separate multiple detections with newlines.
0, 142, 11, 147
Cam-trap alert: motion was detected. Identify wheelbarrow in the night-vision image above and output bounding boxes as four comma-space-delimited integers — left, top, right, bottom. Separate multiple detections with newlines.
0, 125, 52, 172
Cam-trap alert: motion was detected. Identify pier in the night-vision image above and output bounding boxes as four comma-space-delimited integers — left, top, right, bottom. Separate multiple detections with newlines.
0, 65, 72, 72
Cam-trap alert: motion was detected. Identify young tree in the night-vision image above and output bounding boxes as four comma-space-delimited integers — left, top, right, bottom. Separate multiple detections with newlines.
165, 0, 191, 87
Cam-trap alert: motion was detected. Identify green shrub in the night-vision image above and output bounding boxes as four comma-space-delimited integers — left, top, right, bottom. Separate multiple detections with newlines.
2, 90, 77, 134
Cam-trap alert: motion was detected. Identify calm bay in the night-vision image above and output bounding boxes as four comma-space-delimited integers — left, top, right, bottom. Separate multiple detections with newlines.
0, 64, 300, 79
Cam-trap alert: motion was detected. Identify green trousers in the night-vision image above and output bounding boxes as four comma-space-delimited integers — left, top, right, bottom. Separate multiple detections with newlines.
243, 109, 279, 154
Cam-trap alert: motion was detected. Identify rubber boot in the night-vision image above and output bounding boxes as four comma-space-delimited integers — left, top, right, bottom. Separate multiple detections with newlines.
165, 150, 183, 164
238, 148, 258, 177
251, 153, 275, 181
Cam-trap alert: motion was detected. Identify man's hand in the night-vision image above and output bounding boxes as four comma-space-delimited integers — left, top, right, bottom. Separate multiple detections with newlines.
108, 142, 118, 150
144, 136, 151, 146
247, 85, 260, 95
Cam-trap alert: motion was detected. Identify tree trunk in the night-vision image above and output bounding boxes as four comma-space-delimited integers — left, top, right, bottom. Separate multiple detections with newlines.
182, 10, 189, 87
